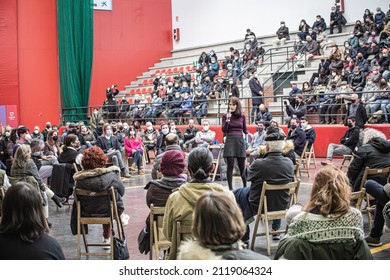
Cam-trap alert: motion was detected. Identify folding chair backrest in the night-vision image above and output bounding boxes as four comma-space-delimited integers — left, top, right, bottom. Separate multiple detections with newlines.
175, 221, 192, 257
251, 180, 300, 255
359, 166, 390, 191
149, 204, 170, 260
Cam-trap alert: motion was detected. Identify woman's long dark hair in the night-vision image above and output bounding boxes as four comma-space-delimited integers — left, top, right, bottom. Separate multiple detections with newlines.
0, 182, 48, 242
228, 96, 242, 117
188, 147, 213, 181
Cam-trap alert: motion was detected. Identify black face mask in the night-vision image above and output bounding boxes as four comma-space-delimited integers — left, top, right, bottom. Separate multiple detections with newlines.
257, 128, 264, 133
290, 124, 297, 129
347, 123, 353, 128
52, 136, 58, 141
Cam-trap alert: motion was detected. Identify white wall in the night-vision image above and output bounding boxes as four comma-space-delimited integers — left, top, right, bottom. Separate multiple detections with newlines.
172, 0, 389, 50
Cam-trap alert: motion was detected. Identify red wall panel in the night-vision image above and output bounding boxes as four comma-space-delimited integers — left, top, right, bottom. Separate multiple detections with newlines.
0, 0, 172, 129
0, 0, 19, 122
89, 0, 172, 108
17, 0, 60, 129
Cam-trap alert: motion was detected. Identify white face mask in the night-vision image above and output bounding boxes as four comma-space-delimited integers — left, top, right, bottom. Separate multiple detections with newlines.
106, 130, 112, 137
147, 126, 153, 131
170, 125, 176, 130
5, 132, 10, 137
130, 131, 135, 136
203, 125, 209, 131
162, 128, 169, 135
25, 134, 32, 142
34, 130, 39, 134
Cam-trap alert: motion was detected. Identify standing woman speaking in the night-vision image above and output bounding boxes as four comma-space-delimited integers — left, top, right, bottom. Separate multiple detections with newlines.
222, 97, 248, 190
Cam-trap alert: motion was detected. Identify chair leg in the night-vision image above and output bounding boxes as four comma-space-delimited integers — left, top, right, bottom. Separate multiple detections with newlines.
250, 215, 261, 250
265, 215, 271, 256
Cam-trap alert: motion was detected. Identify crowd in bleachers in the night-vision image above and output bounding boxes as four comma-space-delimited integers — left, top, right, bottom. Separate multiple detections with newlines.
2, 4, 390, 261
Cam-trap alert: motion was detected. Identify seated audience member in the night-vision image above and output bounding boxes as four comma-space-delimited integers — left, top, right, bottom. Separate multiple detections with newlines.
93, 120, 105, 140
11, 145, 66, 209
274, 166, 371, 260
178, 192, 269, 260
43, 130, 60, 157
329, 5, 344, 34
41, 122, 51, 142
13, 126, 32, 156
144, 150, 187, 233
234, 132, 294, 242
152, 133, 183, 180
364, 180, 390, 247
143, 122, 159, 163
96, 123, 131, 178
319, 81, 338, 124
163, 147, 234, 260
321, 117, 360, 165
30, 139, 58, 184
194, 119, 215, 148
175, 92, 192, 121
347, 128, 390, 192
287, 83, 302, 107
124, 127, 144, 175
273, 21, 290, 48
71, 146, 126, 245
286, 117, 306, 157
269, 119, 286, 136
361, 76, 378, 117
31, 126, 44, 141
312, 14, 327, 33
57, 134, 83, 166
246, 120, 266, 163
183, 119, 199, 150
168, 120, 184, 147
190, 87, 208, 125
370, 78, 390, 123
155, 123, 170, 156
0, 182, 65, 260
256, 104, 272, 127
282, 139, 297, 165
80, 125, 96, 147
300, 117, 316, 150
344, 93, 368, 128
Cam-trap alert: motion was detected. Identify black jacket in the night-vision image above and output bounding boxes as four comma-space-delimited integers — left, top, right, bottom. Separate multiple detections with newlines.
287, 128, 307, 156
345, 102, 367, 128
340, 126, 360, 151
249, 77, 263, 105
96, 135, 121, 153
256, 110, 273, 126
347, 137, 390, 191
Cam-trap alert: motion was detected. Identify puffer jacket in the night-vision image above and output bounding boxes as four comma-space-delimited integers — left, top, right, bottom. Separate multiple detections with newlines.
347, 137, 390, 191
73, 166, 125, 215
162, 181, 234, 259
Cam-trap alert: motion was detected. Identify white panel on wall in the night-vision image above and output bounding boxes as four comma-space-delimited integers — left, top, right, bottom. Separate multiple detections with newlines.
171, 0, 389, 50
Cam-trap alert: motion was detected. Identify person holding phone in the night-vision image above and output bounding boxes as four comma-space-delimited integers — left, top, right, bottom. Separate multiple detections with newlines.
222, 97, 248, 190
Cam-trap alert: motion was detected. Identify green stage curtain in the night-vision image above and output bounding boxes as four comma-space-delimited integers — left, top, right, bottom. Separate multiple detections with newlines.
57, 0, 93, 123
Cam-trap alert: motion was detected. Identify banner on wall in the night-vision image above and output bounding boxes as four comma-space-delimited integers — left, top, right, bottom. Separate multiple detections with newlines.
93, 0, 112, 11
2, 105, 18, 127
0, 106, 6, 128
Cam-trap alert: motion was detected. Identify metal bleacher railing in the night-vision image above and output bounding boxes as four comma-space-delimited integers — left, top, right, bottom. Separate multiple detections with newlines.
61, 89, 389, 127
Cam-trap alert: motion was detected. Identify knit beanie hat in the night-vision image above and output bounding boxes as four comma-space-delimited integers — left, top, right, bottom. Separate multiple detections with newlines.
160, 150, 186, 176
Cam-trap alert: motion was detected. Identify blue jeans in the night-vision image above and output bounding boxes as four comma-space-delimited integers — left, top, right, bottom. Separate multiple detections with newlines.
131, 149, 143, 170
365, 180, 390, 238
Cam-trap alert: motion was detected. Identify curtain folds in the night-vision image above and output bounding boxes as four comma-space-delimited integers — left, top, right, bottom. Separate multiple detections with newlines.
57, 0, 93, 122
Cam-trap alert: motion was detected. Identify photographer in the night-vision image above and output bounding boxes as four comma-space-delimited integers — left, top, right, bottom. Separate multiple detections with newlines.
285, 94, 307, 122
106, 84, 119, 123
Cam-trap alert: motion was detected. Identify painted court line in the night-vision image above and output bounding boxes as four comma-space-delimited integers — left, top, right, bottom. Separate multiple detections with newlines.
370, 243, 390, 254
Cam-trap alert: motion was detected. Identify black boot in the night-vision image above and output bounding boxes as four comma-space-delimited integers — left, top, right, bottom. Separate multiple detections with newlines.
51, 195, 66, 208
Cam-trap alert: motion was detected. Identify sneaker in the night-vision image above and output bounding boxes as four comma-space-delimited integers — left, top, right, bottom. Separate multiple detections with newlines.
121, 213, 130, 227
102, 237, 111, 250
121, 173, 131, 178
130, 164, 137, 171
138, 170, 145, 175
321, 160, 333, 166
365, 235, 382, 247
